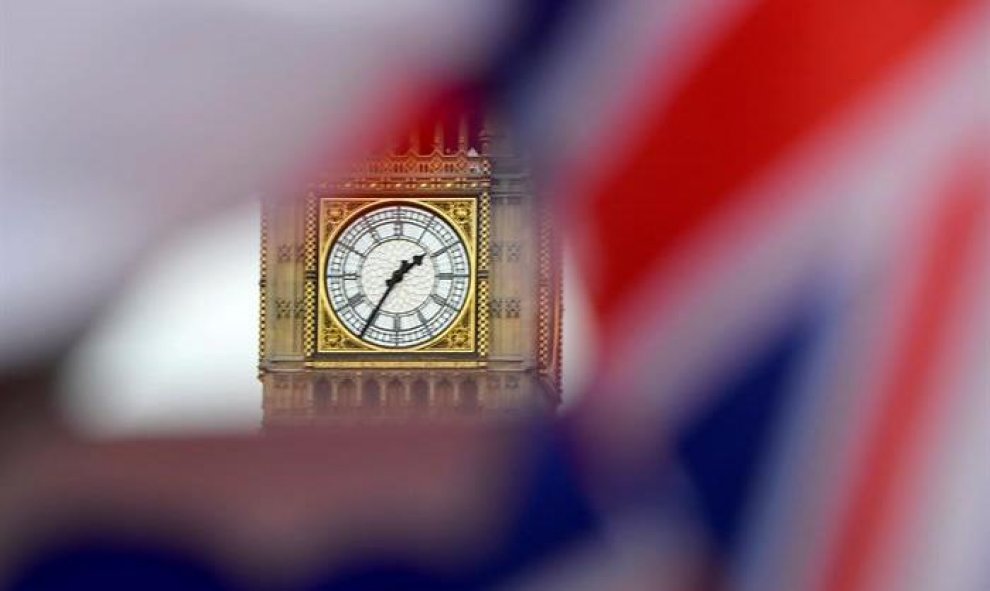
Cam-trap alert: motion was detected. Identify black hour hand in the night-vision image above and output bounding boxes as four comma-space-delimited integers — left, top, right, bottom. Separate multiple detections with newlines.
387, 254, 425, 288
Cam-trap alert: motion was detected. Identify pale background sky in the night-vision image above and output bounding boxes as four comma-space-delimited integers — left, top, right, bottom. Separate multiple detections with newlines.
59, 203, 596, 438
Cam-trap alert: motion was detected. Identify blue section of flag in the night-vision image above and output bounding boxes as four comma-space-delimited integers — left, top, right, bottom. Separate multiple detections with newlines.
9, 538, 233, 591
306, 561, 456, 591
481, 422, 599, 575
676, 301, 824, 555
466, 0, 591, 107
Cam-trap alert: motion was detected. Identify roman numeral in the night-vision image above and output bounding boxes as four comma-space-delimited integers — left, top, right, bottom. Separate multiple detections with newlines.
431, 244, 451, 258
431, 294, 455, 309
347, 294, 363, 308
361, 218, 381, 241
339, 242, 363, 256
435, 272, 467, 280
418, 218, 436, 241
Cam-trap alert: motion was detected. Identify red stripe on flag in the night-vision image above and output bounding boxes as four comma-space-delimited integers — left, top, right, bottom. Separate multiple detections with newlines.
821, 161, 988, 591
583, 0, 969, 332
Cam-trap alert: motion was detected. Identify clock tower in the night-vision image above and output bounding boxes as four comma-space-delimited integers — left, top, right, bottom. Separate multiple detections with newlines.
259, 112, 562, 425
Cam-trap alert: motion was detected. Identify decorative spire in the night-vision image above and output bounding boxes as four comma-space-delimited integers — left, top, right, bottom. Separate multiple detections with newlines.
433, 121, 444, 153
457, 114, 469, 153
409, 128, 420, 154
479, 110, 495, 155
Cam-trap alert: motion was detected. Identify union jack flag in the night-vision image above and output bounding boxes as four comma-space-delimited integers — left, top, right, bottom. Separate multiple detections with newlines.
504, 1, 989, 589
2, 1, 987, 590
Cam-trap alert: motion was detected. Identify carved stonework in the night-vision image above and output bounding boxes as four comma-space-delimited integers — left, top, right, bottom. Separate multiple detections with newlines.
505, 298, 521, 319
430, 200, 475, 241
320, 199, 366, 239
506, 243, 522, 263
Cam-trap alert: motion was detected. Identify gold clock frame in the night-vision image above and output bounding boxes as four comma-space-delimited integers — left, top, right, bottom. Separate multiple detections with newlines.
302, 192, 491, 368
317, 196, 480, 355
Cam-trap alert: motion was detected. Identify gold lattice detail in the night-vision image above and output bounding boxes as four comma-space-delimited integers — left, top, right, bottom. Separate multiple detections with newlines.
321, 319, 365, 351
305, 149, 491, 198
314, 196, 480, 355
322, 200, 365, 238
302, 195, 318, 357
478, 190, 491, 273
536, 208, 552, 377
318, 150, 488, 184
476, 189, 491, 358
448, 326, 470, 348
430, 200, 475, 241
477, 279, 490, 357
425, 313, 473, 351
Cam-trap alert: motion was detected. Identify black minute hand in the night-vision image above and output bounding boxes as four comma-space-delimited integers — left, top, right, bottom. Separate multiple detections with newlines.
359, 254, 425, 338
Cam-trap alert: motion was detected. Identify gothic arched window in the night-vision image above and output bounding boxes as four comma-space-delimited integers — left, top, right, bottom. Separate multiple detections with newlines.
412, 379, 429, 410
459, 379, 478, 411
314, 379, 331, 411
435, 379, 453, 409
386, 379, 404, 408
339, 379, 356, 407
364, 379, 381, 408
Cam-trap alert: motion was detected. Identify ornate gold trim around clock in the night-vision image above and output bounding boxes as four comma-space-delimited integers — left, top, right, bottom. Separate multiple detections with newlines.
302, 195, 320, 357
313, 195, 485, 357
309, 149, 491, 195
304, 359, 486, 369
476, 190, 491, 358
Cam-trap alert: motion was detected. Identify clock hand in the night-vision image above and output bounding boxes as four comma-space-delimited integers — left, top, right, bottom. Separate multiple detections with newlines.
360, 282, 395, 338
359, 254, 426, 338
390, 254, 425, 284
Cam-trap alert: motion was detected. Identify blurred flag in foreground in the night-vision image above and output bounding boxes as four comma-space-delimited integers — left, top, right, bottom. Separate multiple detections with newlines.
529, 1, 989, 590
2, 0, 988, 590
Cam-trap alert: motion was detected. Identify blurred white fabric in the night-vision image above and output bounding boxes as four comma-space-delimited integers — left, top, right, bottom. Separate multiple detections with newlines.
1, 0, 511, 372
58, 203, 263, 436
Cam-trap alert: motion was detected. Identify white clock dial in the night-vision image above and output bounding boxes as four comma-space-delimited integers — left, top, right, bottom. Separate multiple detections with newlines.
325, 203, 471, 348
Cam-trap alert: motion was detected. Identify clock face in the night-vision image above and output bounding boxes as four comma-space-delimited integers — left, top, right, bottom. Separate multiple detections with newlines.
325, 203, 471, 348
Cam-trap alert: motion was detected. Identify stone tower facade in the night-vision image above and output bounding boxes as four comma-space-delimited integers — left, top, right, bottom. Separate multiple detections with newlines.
259, 112, 562, 425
